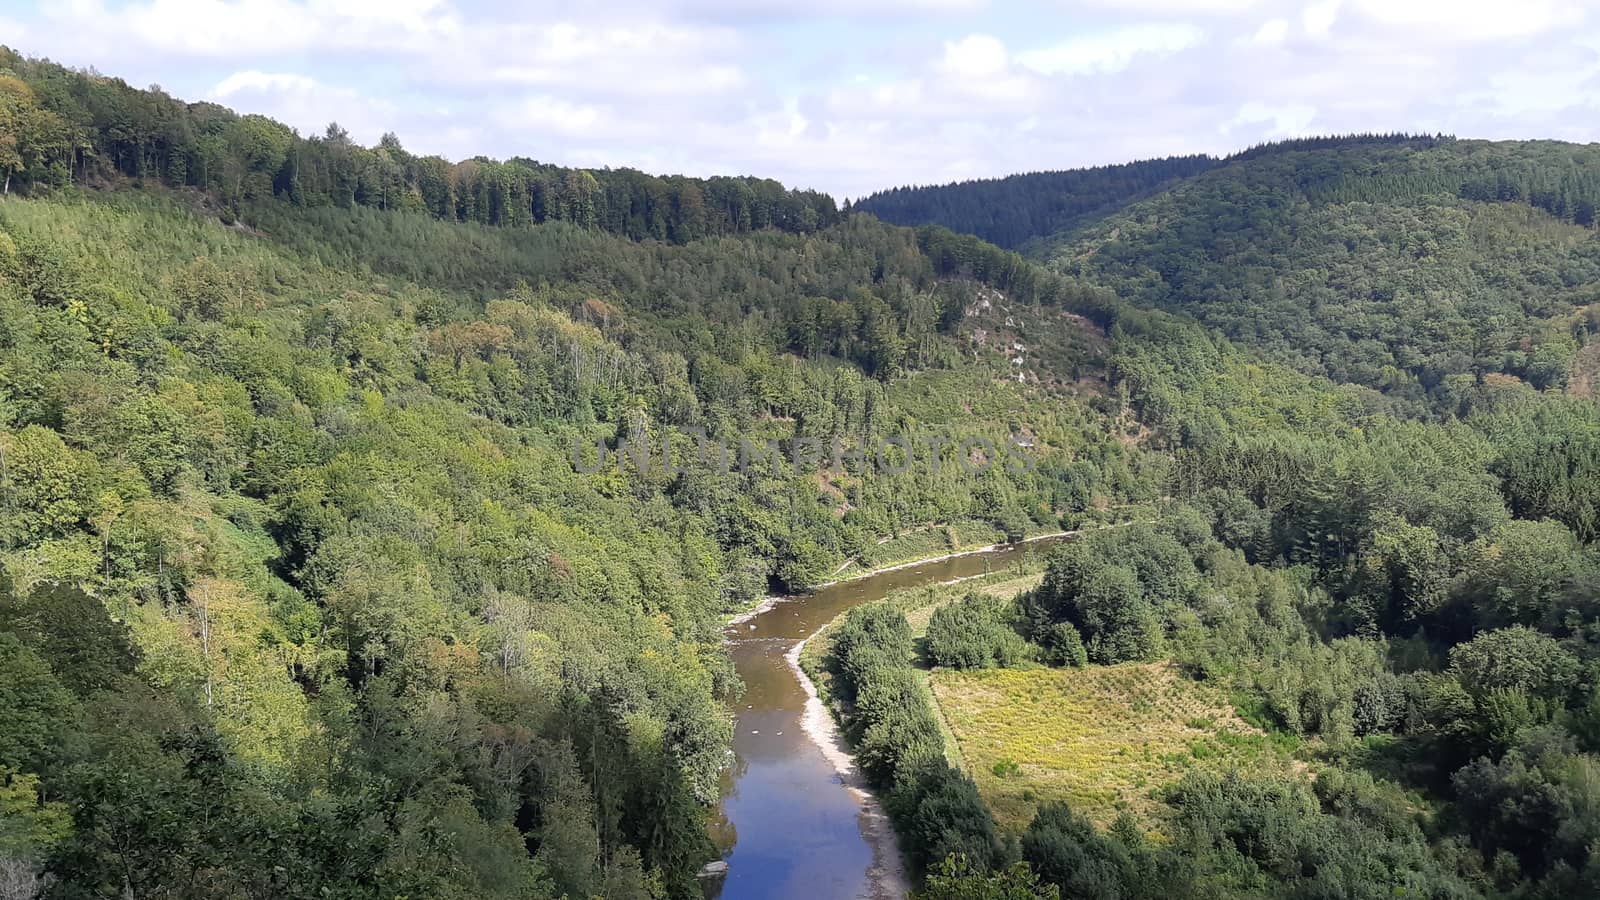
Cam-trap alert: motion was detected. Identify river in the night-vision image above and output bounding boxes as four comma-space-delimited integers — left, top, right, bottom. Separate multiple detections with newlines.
709, 536, 1065, 900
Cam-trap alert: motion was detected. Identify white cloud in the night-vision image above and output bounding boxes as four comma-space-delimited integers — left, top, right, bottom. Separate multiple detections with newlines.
1222, 100, 1318, 137
676, 0, 985, 16
929, 34, 1036, 102
211, 71, 318, 97
1251, 18, 1288, 45
0, 16, 29, 43
1302, 0, 1340, 39
940, 34, 1009, 78
512, 97, 603, 136
205, 68, 400, 145
1071, 0, 1260, 13
54, 0, 459, 57
1016, 24, 1206, 76
1345, 0, 1582, 42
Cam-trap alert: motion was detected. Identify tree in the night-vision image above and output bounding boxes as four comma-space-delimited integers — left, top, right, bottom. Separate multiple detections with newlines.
1449, 627, 1579, 702
917, 855, 1060, 900
925, 593, 1028, 669
1021, 802, 1136, 900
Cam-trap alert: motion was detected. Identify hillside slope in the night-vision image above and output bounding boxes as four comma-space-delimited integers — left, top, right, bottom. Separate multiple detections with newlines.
1043, 138, 1600, 412
0, 185, 1160, 898
850, 155, 1216, 250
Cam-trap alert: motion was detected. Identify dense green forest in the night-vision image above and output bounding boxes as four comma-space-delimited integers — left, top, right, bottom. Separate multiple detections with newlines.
4, 47, 1600, 900
0, 48, 837, 241
0, 185, 1161, 897
849, 155, 1217, 250
856, 134, 1600, 414
835, 311, 1600, 900
834, 141, 1600, 898
1043, 137, 1600, 412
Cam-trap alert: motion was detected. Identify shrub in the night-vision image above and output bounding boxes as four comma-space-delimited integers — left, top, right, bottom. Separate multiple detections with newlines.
926, 593, 1029, 669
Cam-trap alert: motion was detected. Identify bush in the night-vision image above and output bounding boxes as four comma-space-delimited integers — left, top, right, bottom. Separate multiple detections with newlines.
926, 593, 1029, 669
1021, 802, 1136, 900
826, 601, 1008, 876
891, 761, 1007, 874
1040, 622, 1088, 668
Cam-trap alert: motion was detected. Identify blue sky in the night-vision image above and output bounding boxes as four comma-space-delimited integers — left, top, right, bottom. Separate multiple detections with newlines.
5, 0, 1600, 198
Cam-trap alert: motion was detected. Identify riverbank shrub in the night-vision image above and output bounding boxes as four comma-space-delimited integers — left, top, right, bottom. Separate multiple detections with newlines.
827, 602, 1008, 874
925, 592, 1030, 669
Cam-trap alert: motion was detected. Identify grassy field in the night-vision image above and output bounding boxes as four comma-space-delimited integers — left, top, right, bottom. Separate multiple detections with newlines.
930, 663, 1301, 832
800, 554, 1307, 838
799, 567, 1047, 771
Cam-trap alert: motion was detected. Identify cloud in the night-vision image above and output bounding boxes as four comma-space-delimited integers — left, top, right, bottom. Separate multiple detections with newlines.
212, 71, 318, 97
205, 69, 402, 145
1070, 0, 1260, 14
941, 33, 1009, 78
0, 16, 29, 43
53, 0, 459, 57
464, 23, 747, 98
1223, 100, 1318, 137
674, 0, 985, 20
1016, 24, 1206, 76
510, 97, 604, 136
1250, 18, 1289, 45
11, 0, 1600, 200
1302, 0, 1340, 39
1344, 0, 1583, 42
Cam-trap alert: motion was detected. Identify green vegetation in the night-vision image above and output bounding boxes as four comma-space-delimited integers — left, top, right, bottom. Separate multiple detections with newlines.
1044, 137, 1600, 413
0, 179, 1156, 895
852, 155, 1217, 250
0, 50, 1158, 895
6, 41, 1600, 900
823, 602, 1007, 875
0, 49, 836, 241
931, 663, 1293, 830
925, 592, 1030, 669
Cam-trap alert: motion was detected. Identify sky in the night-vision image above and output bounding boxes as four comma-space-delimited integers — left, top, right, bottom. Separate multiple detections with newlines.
4, 0, 1600, 199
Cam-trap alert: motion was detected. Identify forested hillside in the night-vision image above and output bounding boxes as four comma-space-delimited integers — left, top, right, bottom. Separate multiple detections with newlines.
827, 289, 1600, 900
0, 48, 837, 241
0, 176, 1145, 897
855, 134, 1600, 416
849, 155, 1216, 249
1041, 136, 1600, 414
5, 47, 1600, 900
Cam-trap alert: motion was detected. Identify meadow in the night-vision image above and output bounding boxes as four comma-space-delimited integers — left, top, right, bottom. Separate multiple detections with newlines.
930, 663, 1301, 832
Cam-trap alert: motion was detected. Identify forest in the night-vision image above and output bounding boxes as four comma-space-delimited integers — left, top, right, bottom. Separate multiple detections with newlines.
3, 46, 1600, 900
0, 49, 838, 242
850, 155, 1216, 250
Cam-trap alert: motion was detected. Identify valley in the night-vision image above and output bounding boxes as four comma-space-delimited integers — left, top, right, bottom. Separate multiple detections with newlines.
2, 45, 1600, 900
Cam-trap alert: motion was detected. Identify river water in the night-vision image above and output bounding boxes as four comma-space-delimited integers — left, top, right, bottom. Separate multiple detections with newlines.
709, 538, 1063, 900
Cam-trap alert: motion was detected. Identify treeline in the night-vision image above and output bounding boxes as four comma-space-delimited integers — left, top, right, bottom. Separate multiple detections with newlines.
850, 155, 1216, 249
1225, 131, 1455, 163
848, 136, 1456, 254
1320, 159, 1600, 229
0, 47, 837, 241
825, 604, 1008, 874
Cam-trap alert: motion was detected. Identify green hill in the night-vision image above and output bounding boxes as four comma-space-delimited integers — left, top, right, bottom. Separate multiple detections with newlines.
857, 135, 1600, 415
850, 155, 1216, 250
4, 48, 1600, 900
1041, 137, 1600, 412
0, 187, 1141, 899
